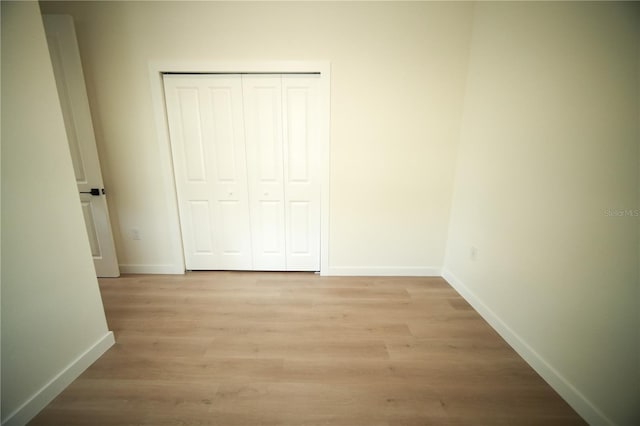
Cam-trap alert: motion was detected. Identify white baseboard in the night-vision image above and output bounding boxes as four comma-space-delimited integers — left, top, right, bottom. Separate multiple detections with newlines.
118, 264, 184, 274
120, 264, 436, 276
2, 332, 115, 426
441, 269, 612, 426
325, 266, 440, 276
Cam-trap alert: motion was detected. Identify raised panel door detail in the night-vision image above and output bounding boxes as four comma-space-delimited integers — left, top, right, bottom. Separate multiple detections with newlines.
164, 74, 252, 270
218, 201, 246, 255
210, 88, 237, 182
258, 201, 283, 254
289, 201, 310, 254
177, 88, 207, 182
188, 201, 214, 254
255, 88, 280, 181
282, 76, 321, 271
47, 33, 87, 184
286, 89, 310, 182
243, 76, 286, 270
81, 200, 101, 257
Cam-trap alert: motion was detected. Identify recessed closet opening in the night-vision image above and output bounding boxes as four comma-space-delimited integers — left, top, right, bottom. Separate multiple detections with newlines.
161, 72, 328, 272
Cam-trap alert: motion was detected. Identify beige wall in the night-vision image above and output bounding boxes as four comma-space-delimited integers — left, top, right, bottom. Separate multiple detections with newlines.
38, 1, 475, 273
25, 1, 640, 424
1, 1, 112, 423
444, 2, 639, 424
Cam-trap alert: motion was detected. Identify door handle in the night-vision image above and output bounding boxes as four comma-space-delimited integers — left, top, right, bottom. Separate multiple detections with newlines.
80, 188, 105, 196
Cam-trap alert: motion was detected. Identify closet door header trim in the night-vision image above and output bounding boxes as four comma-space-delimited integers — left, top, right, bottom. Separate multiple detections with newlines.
163, 72, 320, 75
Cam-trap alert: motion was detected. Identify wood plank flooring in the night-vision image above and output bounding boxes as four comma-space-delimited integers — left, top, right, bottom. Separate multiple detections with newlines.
30, 272, 585, 425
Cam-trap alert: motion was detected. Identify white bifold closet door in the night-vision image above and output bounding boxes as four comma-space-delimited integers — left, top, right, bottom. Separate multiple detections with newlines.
163, 74, 320, 271
163, 75, 253, 270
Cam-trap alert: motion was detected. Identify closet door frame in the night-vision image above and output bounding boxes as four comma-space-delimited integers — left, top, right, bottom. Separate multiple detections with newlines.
149, 62, 330, 275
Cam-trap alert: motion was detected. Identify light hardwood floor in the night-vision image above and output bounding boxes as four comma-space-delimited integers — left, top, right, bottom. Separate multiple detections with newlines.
31, 272, 585, 425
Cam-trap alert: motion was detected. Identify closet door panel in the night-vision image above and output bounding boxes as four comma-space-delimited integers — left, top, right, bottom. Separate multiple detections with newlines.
218, 200, 247, 255
177, 88, 207, 181
167, 73, 321, 272
164, 75, 252, 270
188, 200, 215, 254
258, 201, 282, 253
289, 201, 311, 253
243, 75, 286, 270
210, 88, 239, 181
282, 75, 321, 271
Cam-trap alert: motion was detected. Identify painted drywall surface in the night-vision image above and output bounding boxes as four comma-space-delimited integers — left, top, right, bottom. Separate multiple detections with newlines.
444, 2, 639, 424
38, 1, 474, 272
1, 1, 110, 419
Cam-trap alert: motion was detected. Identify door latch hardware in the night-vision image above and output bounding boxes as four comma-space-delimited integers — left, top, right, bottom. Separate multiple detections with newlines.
80, 188, 102, 196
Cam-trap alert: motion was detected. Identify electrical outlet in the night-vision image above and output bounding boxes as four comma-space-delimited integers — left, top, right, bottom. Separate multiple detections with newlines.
131, 228, 141, 240
470, 246, 478, 261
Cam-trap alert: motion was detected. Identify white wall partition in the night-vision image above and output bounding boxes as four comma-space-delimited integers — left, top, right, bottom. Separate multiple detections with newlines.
443, 3, 640, 425
41, 1, 471, 277
2, 3, 114, 424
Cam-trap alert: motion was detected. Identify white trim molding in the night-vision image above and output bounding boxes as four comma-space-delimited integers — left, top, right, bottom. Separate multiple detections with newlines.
148, 61, 331, 276
441, 269, 612, 426
327, 266, 441, 276
1, 332, 115, 426
118, 264, 184, 275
